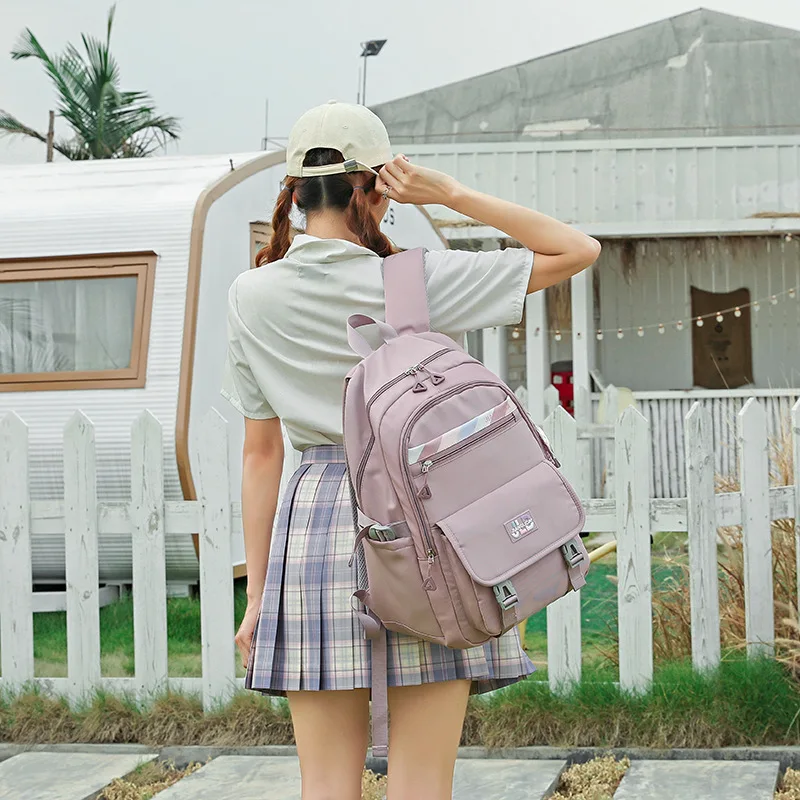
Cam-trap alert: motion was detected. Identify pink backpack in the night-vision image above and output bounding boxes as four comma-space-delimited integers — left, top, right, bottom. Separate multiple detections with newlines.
343, 248, 588, 756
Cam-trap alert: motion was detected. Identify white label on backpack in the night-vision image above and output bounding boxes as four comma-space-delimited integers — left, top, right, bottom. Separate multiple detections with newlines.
504, 511, 537, 542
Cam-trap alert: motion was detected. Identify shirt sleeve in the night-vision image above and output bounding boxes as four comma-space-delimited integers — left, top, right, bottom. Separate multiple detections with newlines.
220, 281, 276, 420
423, 247, 533, 337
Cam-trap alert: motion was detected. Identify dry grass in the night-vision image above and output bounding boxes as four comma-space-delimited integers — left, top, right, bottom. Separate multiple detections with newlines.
0, 689, 294, 746
98, 759, 203, 800
638, 416, 800, 668
550, 754, 630, 800
98, 762, 385, 800
361, 769, 387, 800
777, 768, 800, 799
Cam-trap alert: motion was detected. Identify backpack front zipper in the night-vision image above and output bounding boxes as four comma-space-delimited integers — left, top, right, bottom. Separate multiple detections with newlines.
354, 348, 451, 502
417, 412, 517, 497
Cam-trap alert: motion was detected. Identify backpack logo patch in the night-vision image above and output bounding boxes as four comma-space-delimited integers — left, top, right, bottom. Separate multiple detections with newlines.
504, 511, 537, 542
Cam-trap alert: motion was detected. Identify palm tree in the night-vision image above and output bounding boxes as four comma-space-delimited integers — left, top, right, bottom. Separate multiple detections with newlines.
0, 5, 180, 159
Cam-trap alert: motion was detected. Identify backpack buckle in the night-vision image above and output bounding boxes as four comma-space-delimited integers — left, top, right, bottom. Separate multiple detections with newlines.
493, 580, 518, 610
561, 539, 585, 569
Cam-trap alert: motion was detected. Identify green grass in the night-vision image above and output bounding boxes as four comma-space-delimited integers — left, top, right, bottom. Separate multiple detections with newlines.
4, 581, 251, 679
469, 655, 800, 749
2, 656, 798, 750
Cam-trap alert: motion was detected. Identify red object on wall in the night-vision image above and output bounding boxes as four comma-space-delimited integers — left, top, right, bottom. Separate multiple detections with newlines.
551, 360, 574, 416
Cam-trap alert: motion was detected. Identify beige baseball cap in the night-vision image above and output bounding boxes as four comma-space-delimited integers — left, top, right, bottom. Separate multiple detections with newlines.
286, 100, 393, 178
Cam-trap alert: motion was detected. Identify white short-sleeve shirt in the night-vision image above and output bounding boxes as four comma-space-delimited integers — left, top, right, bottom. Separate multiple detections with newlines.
221, 234, 533, 450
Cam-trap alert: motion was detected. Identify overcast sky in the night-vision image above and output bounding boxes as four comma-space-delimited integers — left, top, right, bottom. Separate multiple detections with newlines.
1, 0, 799, 165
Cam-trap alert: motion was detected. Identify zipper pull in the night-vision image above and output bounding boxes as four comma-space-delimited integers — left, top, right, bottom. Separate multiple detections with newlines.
412, 381, 428, 393
418, 364, 445, 385
423, 549, 437, 591
417, 460, 433, 499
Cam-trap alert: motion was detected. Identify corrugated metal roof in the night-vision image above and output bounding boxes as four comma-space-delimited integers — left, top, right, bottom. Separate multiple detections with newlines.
400, 136, 800, 236
373, 9, 800, 143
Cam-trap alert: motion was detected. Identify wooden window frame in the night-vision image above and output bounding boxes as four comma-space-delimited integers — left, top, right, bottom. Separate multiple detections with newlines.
250, 221, 272, 268
0, 252, 157, 392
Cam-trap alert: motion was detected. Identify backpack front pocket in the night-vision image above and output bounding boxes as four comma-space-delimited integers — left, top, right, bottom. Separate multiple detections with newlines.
431, 459, 586, 633
436, 459, 585, 587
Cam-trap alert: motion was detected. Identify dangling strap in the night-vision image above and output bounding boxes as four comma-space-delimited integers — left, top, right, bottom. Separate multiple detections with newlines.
353, 591, 389, 758
382, 248, 430, 336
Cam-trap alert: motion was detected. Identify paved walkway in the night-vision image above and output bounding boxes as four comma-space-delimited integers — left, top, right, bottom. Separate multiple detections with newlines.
0, 748, 785, 799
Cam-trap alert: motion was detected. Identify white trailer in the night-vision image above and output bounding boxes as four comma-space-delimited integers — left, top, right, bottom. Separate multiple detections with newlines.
0, 152, 447, 589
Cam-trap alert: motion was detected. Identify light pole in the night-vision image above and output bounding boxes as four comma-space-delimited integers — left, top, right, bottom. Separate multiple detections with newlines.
359, 39, 387, 106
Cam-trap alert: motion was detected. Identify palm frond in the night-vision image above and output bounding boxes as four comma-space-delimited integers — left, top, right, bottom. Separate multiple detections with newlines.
0, 110, 47, 143
7, 4, 180, 160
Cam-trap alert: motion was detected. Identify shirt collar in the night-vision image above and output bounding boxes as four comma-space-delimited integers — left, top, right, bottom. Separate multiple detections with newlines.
286, 234, 378, 262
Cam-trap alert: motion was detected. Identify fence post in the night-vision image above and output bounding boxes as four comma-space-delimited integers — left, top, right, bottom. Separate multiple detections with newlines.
64, 411, 101, 701
131, 411, 168, 697
615, 406, 653, 693
0, 413, 34, 688
543, 384, 560, 419
545, 406, 583, 691
195, 409, 236, 708
602, 384, 620, 498
738, 399, 775, 657
685, 403, 721, 671
794, 398, 800, 622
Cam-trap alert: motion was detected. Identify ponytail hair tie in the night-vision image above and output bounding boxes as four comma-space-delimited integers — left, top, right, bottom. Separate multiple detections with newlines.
352, 185, 366, 190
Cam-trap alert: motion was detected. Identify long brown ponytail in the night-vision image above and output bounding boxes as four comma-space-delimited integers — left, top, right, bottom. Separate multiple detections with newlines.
255, 148, 396, 267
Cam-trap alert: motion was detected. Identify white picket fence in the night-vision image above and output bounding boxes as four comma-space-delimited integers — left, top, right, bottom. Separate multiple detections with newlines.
0, 399, 799, 706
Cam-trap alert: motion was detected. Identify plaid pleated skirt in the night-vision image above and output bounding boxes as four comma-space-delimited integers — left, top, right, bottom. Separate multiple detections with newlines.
245, 445, 535, 695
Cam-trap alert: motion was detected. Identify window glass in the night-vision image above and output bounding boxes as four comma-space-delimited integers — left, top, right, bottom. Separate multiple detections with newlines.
0, 275, 138, 374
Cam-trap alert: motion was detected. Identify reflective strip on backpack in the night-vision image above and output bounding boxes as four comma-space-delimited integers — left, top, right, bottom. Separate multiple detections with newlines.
407, 395, 516, 465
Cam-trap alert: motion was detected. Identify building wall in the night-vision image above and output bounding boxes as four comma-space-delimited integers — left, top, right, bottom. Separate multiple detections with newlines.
596, 236, 800, 390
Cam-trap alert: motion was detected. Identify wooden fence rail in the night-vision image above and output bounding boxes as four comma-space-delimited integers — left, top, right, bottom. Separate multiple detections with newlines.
0, 399, 799, 705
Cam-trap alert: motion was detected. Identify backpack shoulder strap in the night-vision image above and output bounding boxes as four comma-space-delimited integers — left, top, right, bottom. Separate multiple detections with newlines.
382, 247, 430, 335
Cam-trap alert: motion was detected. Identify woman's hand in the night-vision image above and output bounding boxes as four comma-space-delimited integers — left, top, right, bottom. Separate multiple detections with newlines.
235, 603, 260, 669
376, 155, 460, 206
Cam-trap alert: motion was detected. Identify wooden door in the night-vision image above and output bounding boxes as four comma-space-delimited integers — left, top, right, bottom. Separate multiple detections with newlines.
690, 286, 753, 389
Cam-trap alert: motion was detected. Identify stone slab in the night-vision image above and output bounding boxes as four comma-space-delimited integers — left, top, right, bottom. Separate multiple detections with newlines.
155, 756, 301, 799
453, 759, 566, 799
614, 759, 780, 800
153, 755, 566, 799
0, 751, 157, 800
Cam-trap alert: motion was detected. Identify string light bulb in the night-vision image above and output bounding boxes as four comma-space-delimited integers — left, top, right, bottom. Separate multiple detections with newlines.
559, 284, 798, 341
511, 327, 521, 340
786, 233, 794, 242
